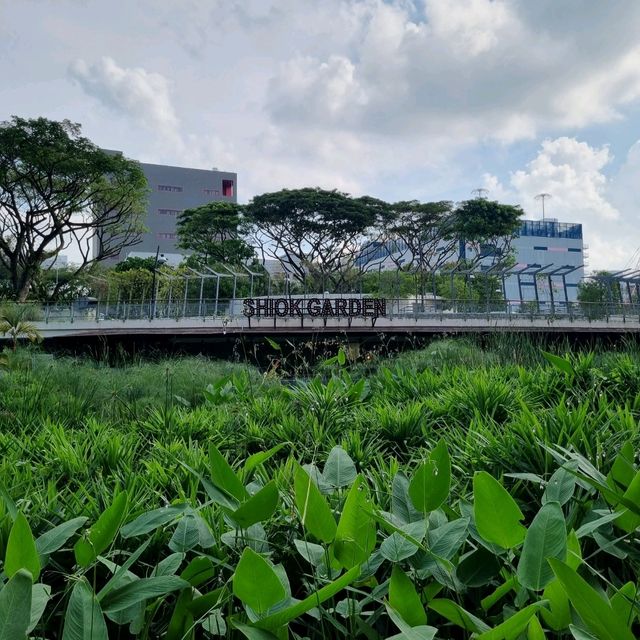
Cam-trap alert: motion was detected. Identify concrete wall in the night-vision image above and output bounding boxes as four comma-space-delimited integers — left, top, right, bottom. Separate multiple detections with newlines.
97, 152, 237, 262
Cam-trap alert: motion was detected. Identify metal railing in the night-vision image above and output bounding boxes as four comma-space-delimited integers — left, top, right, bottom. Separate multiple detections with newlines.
30, 298, 640, 325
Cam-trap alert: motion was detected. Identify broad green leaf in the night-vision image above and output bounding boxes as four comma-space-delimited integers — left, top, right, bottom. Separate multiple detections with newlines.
429, 517, 469, 560
231, 481, 279, 529
187, 586, 228, 618
27, 584, 51, 634
457, 546, 501, 587
387, 627, 438, 640
527, 616, 545, 640
607, 441, 635, 491
428, 598, 490, 634
202, 609, 227, 636
380, 520, 426, 562
473, 472, 526, 549
389, 566, 427, 627
569, 626, 599, 640
294, 464, 337, 543
0, 569, 32, 640
409, 439, 451, 513
334, 475, 376, 569
294, 539, 325, 566
169, 513, 215, 552
180, 556, 216, 587
543, 465, 577, 506
575, 511, 622, 538
101, 576, 190, 614
541, 350, 574, 375
476, 602, 545, 640
209, 445, 248, 502
615, 470, 640, 532
62, 578, 108, 640
392, 472, 423, 524
233, 548, 285, 614
166, 589, 194, 640
566, 529, 582, 569
541, 579, 571, 631
243, 444, 286, 478
480, 576, 518, 611
323, 446, 357, 488
517, 502, 567, 591
234, 621, 279, 639
4, 512, 40, 581
152, 552, 185, 577
35, 517, 87, 557
121, 504, 188, 538
386, 605, 437, 640
255, 565, 359, 631
549, 558, 635, 640
74, 491, 129, 568
611, 582, 637, 629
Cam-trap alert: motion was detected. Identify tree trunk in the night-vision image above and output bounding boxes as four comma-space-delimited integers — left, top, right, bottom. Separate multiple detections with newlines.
17, 281, 31, 303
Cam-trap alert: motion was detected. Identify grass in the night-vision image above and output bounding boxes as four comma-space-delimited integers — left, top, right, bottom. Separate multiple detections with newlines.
0, 338, 639, 528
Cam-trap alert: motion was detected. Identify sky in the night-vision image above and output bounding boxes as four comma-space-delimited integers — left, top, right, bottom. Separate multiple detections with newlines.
1, 0, 639, 272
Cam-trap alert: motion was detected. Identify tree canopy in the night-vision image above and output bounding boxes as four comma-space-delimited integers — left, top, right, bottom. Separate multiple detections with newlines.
447, 198, 524, 266
176, 201, 254, 266
246, 187, 388, 291
0, 116, 148, 300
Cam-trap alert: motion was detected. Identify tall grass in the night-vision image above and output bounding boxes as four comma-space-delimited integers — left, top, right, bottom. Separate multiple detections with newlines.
0, 339, 639, 528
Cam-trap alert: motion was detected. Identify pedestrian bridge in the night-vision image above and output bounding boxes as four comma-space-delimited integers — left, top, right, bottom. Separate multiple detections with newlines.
24, 299, 640, 340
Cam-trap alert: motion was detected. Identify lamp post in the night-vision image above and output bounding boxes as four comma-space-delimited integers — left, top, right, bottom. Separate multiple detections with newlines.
150, 246, 168, 319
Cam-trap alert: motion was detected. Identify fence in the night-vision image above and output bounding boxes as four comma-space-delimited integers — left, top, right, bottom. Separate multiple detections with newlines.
32, 297, 640, 325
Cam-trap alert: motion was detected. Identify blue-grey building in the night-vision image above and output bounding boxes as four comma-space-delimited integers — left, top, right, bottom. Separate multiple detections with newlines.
98, 152, 237, 263
357, 218, 585, 305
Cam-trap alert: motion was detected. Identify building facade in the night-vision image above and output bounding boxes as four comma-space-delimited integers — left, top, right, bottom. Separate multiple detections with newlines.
505, 219, 584, 304
98, 152, 237, 263
357, 218, 585, 305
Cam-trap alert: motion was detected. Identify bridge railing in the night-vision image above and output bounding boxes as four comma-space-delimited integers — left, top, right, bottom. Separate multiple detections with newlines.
30, 298, 640, 324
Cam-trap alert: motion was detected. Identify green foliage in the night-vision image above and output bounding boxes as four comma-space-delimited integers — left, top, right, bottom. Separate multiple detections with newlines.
177, 201, 254, 265
0, 116, 148, 301
0, 343, 639, 636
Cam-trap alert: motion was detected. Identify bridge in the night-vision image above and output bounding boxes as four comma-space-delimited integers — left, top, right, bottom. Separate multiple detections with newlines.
14, 297, 640, 342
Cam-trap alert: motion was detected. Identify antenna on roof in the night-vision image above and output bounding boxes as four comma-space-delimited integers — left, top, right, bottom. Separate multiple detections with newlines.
471, 188, 489, 199
535, 193, 552, 221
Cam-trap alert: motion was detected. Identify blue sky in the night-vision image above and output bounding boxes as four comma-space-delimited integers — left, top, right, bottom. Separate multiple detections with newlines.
1, 0, 639, 270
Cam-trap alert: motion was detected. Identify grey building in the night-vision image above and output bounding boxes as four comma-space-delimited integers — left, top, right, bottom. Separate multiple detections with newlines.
98, 151, 237, 262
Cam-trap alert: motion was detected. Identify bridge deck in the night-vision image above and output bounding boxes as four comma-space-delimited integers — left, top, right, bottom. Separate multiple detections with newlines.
19, 313, 640, 340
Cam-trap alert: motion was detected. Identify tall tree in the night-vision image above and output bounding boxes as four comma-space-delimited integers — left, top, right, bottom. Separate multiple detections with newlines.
387, 200, 456, 299
0, 117, 148, 301
246, 188, 388, 291
447, 198, 524, 267
176, 201, 254, 265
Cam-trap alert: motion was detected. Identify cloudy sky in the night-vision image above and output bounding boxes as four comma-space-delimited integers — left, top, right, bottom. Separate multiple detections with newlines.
2, 0, 639, 271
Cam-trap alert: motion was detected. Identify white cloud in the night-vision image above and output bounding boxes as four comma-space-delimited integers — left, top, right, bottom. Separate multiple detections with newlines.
484, 137, 640, 271
266, 0, 640, 145
69, 57, 180, 134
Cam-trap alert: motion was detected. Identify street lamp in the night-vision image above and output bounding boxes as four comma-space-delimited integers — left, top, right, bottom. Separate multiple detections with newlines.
150, 246, 168, 319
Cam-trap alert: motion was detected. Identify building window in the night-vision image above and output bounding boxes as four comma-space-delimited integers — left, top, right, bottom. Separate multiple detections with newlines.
158, 185, 183, 192
568, 247, 582, 253
157, 232, 177, 240
222, 179, 234, 197
158, 209, 181, 216
203, 188, 220, 196
533, 246, 548, 251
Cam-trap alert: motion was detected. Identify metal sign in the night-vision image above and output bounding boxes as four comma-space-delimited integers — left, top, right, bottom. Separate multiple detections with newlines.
242, 297, 386, 318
